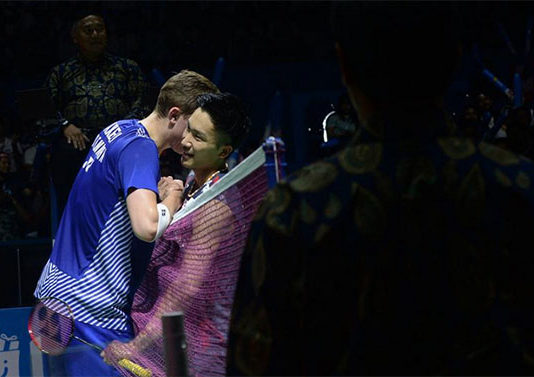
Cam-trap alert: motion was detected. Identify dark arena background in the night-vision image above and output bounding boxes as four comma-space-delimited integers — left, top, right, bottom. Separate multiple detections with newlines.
0, 0, 531, 300
2, 2, 534, 372
0, 0, 532, 302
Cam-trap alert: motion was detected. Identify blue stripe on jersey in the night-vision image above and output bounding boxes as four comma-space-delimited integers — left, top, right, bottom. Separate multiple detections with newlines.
35, 199, 134, 331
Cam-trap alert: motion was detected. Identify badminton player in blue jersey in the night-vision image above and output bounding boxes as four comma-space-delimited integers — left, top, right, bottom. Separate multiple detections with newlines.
34, 70, 219, 376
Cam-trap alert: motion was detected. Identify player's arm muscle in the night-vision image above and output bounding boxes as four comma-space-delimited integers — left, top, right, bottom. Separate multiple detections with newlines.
126, 188, 159, 242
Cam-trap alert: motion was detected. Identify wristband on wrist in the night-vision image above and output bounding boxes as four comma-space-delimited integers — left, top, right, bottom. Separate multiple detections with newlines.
150, 203, 171, 241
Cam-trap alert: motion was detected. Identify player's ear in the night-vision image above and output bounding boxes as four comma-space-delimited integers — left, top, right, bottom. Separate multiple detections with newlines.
219, 145, 233, 159
168, 107, 182, 121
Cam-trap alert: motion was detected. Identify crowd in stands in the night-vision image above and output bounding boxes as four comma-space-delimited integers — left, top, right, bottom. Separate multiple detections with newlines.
456, 90, 534, 159
0, 116, 50, 241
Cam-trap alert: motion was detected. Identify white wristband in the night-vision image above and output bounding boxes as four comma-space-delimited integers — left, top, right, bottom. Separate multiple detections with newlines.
152, 203, 171, 241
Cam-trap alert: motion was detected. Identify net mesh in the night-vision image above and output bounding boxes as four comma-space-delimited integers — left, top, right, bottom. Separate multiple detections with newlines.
29, 297, 74, 355
106, 150, 271, 377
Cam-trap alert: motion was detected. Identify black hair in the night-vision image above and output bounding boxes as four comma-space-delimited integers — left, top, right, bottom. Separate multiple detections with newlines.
71, 13, 106, 38
331, 1, 462, 104
196, 93, 251, 150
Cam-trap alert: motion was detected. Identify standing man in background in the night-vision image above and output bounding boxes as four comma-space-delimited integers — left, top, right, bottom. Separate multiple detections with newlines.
46, 13, 149, 218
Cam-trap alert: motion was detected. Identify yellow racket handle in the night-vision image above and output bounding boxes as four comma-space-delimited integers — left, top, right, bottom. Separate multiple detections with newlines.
118, 359, 152, 377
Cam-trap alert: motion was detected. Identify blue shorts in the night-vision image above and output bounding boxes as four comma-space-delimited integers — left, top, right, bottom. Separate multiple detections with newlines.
46, 319, 133, 377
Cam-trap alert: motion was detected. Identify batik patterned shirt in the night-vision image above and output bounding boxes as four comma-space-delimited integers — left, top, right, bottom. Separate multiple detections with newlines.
46, 53, 148, 130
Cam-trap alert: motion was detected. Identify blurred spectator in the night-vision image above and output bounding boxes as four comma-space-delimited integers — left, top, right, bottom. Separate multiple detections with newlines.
226, 148, 244, 170
457, 103, 482, 142
46, 13, 149, 218
13, 118, 41, 179
476, 92, 493, 117
0, 116, 23, 173
475, 92, 509, 139
325, 93, 359, 142
500, 106, 534, 159
321, 93, 359, 156
0, 152, 28, 240
0, 146, 50, 240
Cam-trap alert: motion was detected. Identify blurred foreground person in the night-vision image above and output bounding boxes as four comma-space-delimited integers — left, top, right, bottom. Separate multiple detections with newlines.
228, 3, 534, 375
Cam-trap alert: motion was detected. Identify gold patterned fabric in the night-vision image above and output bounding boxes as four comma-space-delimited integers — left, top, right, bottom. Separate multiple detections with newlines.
228, 108, 534, 375
46, 53, 149, 130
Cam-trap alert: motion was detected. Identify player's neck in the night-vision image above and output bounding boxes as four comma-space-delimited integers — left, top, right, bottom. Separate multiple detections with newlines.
140, 112, 167, 154
193, 167, 221, 189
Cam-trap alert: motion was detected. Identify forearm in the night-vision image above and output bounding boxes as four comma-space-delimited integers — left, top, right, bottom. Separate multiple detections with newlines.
128, 189, 182, 242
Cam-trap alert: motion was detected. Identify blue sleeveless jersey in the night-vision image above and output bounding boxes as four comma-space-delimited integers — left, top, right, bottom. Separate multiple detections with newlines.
35, 119, 159, 331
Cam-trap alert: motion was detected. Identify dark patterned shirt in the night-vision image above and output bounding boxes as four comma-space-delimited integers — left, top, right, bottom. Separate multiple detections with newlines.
46, 53, 148, 130
228, 107, 534, 375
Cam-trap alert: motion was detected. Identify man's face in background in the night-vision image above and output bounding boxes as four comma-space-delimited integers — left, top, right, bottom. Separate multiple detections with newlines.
73, 15, 107, 58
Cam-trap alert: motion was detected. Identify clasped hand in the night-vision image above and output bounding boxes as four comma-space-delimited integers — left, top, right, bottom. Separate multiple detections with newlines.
158, 176, 184, 202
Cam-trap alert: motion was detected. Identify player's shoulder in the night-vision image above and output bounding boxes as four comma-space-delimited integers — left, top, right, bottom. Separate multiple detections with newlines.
112, 119, 145, 135
102, 120, 155, 151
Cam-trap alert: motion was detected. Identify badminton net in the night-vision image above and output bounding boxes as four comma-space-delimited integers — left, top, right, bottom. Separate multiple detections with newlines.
108, 137, 285, 377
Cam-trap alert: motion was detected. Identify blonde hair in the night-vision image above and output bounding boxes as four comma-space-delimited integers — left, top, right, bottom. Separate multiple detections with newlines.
154, 70, 220, 117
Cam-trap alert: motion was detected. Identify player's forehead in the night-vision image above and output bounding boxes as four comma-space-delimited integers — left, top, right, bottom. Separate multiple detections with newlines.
189, 108, 216, 137
78, 15, 105, 30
